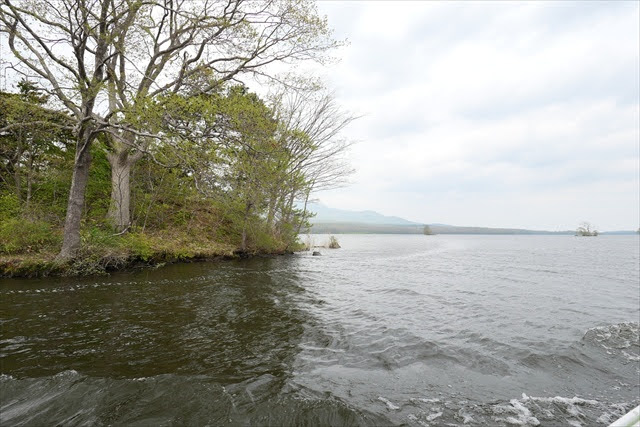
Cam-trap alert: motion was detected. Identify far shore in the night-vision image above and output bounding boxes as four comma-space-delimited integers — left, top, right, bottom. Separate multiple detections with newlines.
307, 222, 638, 235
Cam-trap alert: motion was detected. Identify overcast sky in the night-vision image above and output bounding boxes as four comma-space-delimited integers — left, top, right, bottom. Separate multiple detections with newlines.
306, 1, 639, 231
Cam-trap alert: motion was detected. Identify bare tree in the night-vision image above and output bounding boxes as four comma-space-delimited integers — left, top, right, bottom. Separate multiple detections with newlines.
0, 0, 340, 258
268, 86, 357, 236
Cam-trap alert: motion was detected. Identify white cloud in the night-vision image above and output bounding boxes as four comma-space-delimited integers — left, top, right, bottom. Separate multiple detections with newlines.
311, 1, 639, 230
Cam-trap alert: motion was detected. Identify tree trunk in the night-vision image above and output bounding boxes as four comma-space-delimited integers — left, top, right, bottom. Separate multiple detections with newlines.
266, 189, 279, 232
291, 187, 312, 248
107, 151, 133, 232
13, 161, 21, 201
240, 201, 253, 252
284, 191, 296, 224
25, 151, 33, 208
13, 138, 23, 201
57, 138, 92, 260
241, 226, 247, 252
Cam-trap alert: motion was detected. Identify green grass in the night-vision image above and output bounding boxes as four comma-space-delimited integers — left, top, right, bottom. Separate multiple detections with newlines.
0, 224, 298, 278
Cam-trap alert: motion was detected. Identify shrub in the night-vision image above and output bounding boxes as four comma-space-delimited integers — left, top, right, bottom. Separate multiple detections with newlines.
120, 232, 154, 261
0, 193, 21, 221
81, 226, 119, 248
0, 218, 60, 254
328, 235, 341, 249
303, 235, 314, 251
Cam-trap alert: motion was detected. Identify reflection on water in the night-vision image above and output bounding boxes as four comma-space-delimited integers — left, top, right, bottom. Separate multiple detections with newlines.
2, 259, 308, 382
1, 235, 639, 426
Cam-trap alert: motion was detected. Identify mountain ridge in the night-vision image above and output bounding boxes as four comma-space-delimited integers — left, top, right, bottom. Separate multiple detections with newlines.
306, 204, 637, 235
307, 203, 420, 225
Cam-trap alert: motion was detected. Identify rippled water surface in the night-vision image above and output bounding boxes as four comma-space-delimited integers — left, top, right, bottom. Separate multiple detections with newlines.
1, 235, 639, 426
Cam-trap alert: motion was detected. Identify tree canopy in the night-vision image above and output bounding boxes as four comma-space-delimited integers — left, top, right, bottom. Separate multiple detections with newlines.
0, 0, 352, 262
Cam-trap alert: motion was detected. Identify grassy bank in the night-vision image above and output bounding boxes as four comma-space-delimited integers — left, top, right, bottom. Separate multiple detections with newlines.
2, 85, 315, 276
0, 133, 307, 278
0, 227, 300, 278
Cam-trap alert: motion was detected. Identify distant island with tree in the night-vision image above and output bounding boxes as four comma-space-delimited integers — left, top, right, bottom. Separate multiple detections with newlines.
575, 222, 599, 236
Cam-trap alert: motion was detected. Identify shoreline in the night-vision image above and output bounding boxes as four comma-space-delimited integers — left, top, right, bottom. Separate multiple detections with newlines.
0, 247, 296, 279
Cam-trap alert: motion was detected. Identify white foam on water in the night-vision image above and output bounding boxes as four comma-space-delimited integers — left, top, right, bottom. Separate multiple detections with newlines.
508, 398, 540, 426
378, 396, 400, 410
53, 370, 80, 379
407, 413, 430, 427
457, 408, 475, 424
493, 398, 540, 426
598, 413, 614, 424
522, 394, 599, 406
520, 393, 602, 425
584, 323, 640, 357
426, 411, 442, 421
596, 403, 640, 426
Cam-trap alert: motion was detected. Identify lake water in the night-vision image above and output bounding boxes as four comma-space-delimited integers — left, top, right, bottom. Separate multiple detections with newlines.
1, 234, 639, 426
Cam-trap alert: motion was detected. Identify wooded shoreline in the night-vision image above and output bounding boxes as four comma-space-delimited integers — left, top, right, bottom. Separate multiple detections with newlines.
1, 1, 352, 275
0, 244, 299, 279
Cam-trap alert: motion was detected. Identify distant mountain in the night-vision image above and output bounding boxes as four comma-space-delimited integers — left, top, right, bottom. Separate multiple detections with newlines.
309, 222, 424, 234
307, 203, 420, 225
305, 204, 637, 235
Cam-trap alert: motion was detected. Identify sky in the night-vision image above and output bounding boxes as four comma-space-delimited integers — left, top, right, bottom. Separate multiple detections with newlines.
304, 1, 639, 231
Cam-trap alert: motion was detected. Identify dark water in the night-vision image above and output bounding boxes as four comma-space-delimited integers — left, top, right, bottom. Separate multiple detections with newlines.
1, 235, 639, 426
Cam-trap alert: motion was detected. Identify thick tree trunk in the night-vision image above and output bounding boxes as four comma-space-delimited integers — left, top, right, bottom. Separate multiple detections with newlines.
57, 139, 92, 260
107, 151, 133, 232
241, 227, 247, 252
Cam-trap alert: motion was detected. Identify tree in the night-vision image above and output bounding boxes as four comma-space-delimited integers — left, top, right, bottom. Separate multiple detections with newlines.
1, 0, 340, 258
1, 0, 129, 258
144, 85, 291, 250
201, 85, 281, 251
0, 80, 72, 207
576, 221, 598, 236
268, 86, 357, 239
423, 225, 433, 235
170, 83, 357, 249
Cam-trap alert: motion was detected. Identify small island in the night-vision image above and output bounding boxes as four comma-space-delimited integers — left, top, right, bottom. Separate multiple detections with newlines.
575, 222, 599, 236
